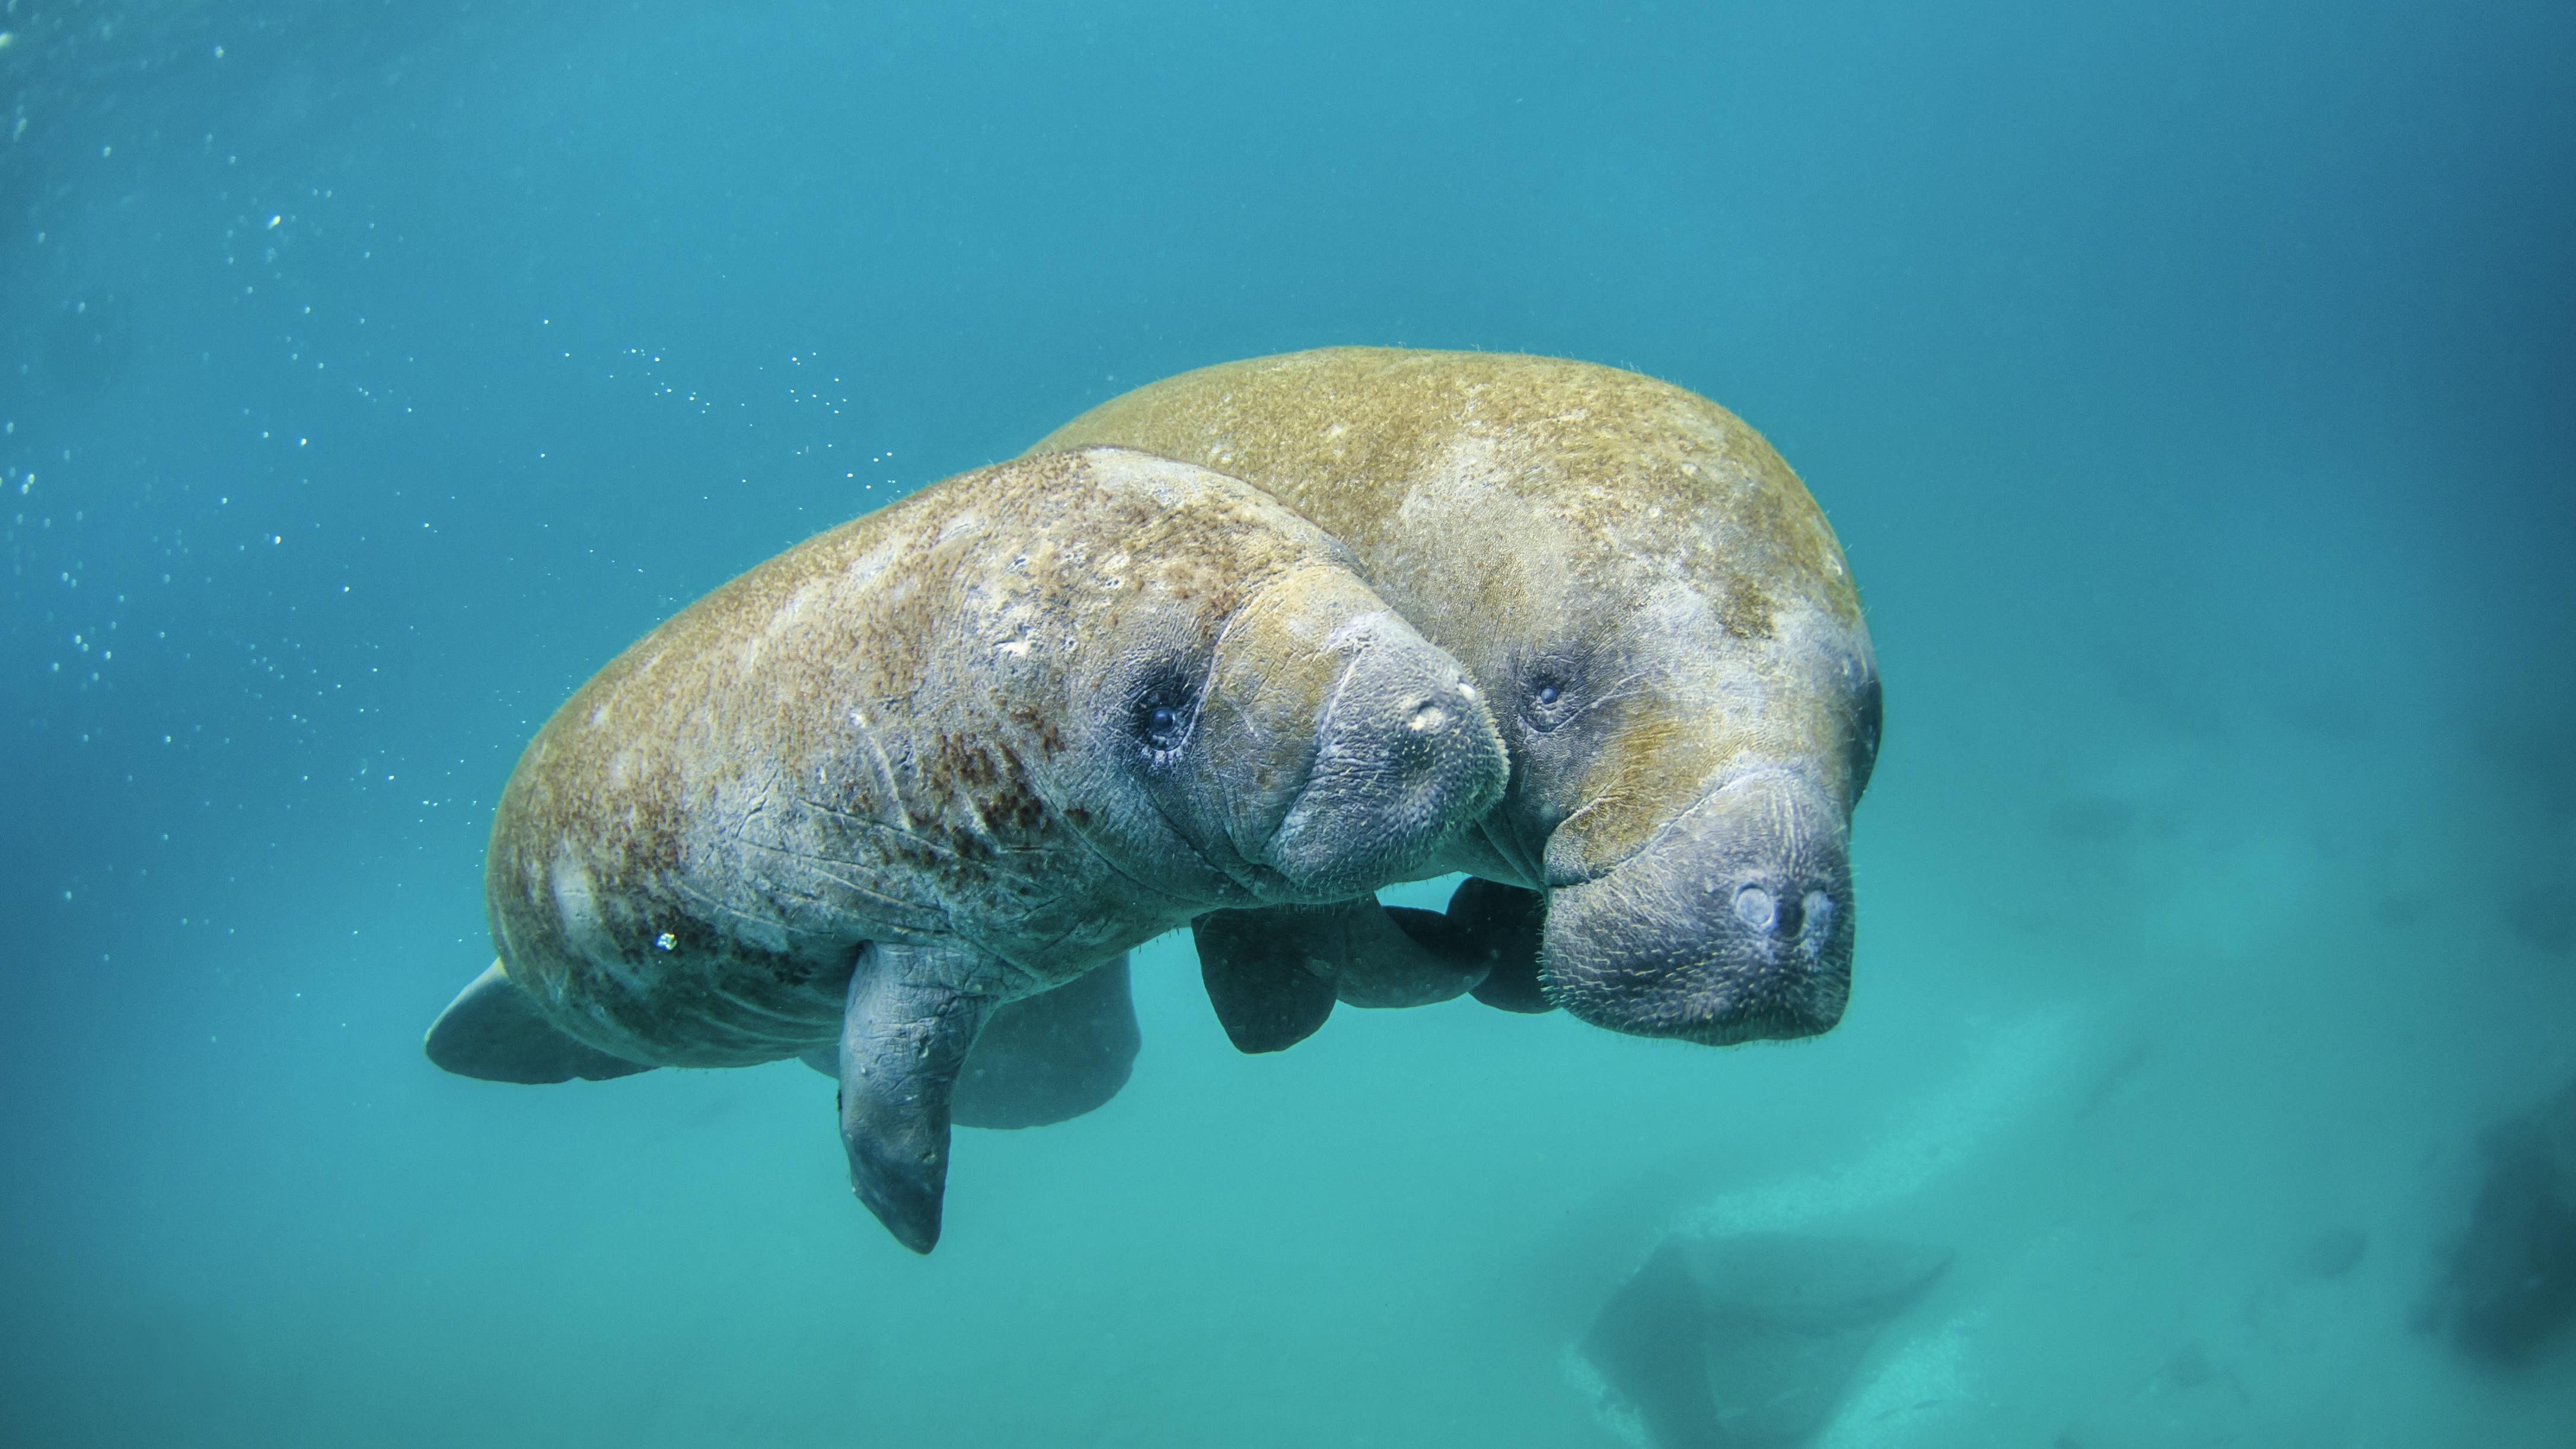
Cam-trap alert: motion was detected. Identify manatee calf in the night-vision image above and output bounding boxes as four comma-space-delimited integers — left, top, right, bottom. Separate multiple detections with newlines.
1031, 349, 1879, 1049
424, 446, 1507, 1250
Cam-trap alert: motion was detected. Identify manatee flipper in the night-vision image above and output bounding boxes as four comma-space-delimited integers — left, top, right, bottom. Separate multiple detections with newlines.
1193, 907, 1340, 1053
1312, 894, 1490, 1009
802, 957, 1142, 1129
1195, 880, 1555, 1053
1193, 895, 1493, 1054
951, 955, 1140, 1129
1330, 877, 1554, 1013
835, 940, 998, 1253
1404, 877, 1554, 1014
424, 960, 656, 1084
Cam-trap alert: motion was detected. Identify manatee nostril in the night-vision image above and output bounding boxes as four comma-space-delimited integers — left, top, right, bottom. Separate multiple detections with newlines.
1406, 698, 1449, 735
1732, 883, 1775, 932
1774, 892, 1804, 938
1802, 891, 1834, 937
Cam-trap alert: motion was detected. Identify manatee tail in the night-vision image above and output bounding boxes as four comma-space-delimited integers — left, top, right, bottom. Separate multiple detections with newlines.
424, 960, 657, 1084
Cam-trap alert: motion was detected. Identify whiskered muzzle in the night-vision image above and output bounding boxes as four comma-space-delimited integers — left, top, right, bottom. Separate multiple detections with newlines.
1539, 770, 1853, 1045
1262, 636, 1506, 899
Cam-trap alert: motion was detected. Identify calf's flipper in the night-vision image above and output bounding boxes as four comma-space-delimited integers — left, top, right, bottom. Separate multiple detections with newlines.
1193, 909, 1340, 1053
835, 941, 999, 1253
1194, 879, 1558, 1054
1442, 878, 1554, 1014
952, 955, 1141, 1129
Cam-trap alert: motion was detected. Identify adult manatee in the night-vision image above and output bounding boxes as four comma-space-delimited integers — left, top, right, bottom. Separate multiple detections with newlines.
1031, 349, 1880, 1049
424, 446, 1507, 1250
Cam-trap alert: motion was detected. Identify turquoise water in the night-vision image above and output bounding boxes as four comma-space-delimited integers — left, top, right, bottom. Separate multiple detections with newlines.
5, 2, 2572, 1444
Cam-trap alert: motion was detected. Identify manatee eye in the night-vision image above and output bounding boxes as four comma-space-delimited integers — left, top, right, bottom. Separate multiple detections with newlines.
1130, 676, 1196, 763
1849, 674, 1884, 797
1521, 668, 1578, 733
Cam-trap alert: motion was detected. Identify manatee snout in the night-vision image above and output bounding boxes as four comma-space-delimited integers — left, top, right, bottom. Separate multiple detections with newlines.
1541, 771, 1853, 1045
1263, 621, 1506, 898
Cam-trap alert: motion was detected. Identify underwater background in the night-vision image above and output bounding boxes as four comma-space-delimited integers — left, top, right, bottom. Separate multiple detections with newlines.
5, 1, 2572, 1444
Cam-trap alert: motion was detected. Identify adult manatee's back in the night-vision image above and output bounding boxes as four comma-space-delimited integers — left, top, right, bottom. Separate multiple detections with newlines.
1032, 349, 1880, 1046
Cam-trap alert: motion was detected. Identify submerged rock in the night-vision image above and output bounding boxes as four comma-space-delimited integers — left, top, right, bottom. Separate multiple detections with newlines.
2424, 1072, 2576, 1362
1582, 1232, 1951, 1448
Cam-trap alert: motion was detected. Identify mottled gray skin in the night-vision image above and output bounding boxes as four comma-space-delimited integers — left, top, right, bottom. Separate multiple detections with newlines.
474, 446, 1505, 1249
1034, 351, 1880, 1046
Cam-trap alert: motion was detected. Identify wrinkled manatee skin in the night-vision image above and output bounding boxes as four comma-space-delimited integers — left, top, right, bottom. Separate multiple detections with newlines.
1035, 349, 1880, 1047
441, 445, 1513, 1250
481, 445, 1501, 1070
